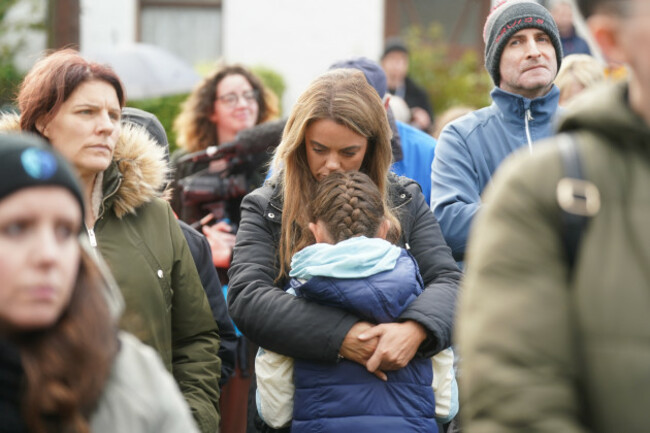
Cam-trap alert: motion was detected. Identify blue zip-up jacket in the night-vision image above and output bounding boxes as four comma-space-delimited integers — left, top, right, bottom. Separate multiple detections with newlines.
392, 121, 437, 204
288, 237, 438, 433
560, 30, 591, 56
430, 85, 560, 261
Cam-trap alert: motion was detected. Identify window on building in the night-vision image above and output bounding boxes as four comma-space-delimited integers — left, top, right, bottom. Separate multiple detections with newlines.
139, 0, 222, 66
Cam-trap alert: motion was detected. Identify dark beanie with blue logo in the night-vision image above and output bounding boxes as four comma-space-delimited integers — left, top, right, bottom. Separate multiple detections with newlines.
0, 133, 85, 219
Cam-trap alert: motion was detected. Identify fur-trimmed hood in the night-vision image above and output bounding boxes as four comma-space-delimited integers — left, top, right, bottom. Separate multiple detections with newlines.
0, 112, 169, 219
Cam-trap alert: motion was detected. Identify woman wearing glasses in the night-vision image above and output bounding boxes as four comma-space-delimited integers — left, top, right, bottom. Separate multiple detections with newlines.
170, 65, 280, 263
174, 65, 278, 156
171, 64, 279, 195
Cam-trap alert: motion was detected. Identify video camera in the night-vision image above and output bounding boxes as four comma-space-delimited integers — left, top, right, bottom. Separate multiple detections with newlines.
172, 119, 285, 228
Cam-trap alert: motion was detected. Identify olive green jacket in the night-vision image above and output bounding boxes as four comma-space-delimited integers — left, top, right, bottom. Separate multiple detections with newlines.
0, 114, 221, 433
458, 81, 650, 433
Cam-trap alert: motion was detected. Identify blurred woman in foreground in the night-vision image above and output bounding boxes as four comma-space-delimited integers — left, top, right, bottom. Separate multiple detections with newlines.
0, 133, 199, 433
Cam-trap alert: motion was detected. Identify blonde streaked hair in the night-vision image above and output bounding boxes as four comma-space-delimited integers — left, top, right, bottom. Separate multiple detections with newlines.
555, 54, 605, 105
271, 68, 398, 280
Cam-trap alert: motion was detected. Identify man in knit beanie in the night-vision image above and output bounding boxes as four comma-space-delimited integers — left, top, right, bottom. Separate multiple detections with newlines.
483, 0, 563, 91
431, 0, 562, 266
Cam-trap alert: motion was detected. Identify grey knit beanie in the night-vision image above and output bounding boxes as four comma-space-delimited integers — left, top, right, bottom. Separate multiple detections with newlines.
483, 0, 562, 86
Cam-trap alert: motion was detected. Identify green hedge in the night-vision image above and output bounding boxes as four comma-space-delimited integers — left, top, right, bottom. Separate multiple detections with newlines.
0, 60, 22, 110
0, 0, 24, 109
251, 65, 286, 115
127, 93, 188, 153
405, 24, 493, 117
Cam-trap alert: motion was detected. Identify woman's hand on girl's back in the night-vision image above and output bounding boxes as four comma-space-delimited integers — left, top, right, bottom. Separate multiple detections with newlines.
360, 320, 427, 374
339, 321, 386, 380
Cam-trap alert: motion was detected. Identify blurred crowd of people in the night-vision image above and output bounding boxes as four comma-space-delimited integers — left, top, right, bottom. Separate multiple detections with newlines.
1, 0, 646, 432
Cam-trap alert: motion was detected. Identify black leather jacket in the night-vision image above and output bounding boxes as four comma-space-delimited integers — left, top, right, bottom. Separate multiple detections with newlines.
228, 173, 461, 362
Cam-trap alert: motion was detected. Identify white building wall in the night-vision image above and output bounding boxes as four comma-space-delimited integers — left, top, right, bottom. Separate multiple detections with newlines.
79, 0, 137, 51
223, 0, 385, 114
8, 0, 384, 110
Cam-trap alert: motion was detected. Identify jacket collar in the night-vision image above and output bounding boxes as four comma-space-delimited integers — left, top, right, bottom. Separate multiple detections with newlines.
0, 113, 168, 219
387, 172, 413, 209
490, 85, 560, 121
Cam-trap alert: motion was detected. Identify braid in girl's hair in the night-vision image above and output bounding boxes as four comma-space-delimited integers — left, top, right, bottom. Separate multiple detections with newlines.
310, 171, 396, 243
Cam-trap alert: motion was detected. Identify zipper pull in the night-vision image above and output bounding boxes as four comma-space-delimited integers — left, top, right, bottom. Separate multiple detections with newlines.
87, 227, 97, 248
526, 109, 534, 121
524, 108, 534, 153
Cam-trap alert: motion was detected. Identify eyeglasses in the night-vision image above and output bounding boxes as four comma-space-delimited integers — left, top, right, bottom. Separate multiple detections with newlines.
217, 90, 259, 108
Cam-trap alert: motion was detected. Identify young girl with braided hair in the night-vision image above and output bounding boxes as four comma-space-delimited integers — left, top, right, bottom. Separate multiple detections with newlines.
255, 171, 457, 433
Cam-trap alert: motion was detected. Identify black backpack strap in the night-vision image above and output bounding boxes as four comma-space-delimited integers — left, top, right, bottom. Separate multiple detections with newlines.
556, 134, 600, 272
556, 133, 601, 428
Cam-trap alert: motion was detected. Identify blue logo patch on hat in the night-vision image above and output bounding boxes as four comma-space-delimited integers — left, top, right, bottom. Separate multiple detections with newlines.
20, 148, 58, 180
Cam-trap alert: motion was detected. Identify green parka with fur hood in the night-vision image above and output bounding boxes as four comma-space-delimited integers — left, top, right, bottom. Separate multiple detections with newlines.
0, 113, 221, 433
458, 81, 650, 432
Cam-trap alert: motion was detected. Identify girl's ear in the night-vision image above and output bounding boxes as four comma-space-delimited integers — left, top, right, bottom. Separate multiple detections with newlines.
376, 218, 391, 240
308, 222, 319, 240
309, 220, 333, 244
308, 221, 326, 243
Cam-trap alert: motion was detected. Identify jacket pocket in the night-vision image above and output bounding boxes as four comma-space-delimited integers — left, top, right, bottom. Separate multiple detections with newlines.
135, 238, 174, 312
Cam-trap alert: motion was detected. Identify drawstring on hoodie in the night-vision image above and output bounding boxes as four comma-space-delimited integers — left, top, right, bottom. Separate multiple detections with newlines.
87, 226, 98, 248
525, 108, 534, 153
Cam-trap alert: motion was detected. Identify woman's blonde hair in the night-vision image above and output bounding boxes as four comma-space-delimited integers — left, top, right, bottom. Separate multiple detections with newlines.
555, 54, 605, 105
272, 68, 397, 280
432, 105, 476, 139
174, 64, 279, 153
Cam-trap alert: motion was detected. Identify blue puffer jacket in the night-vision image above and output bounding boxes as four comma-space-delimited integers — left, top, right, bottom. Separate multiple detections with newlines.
288, 238, 437, 433
431, 86, 560, 261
